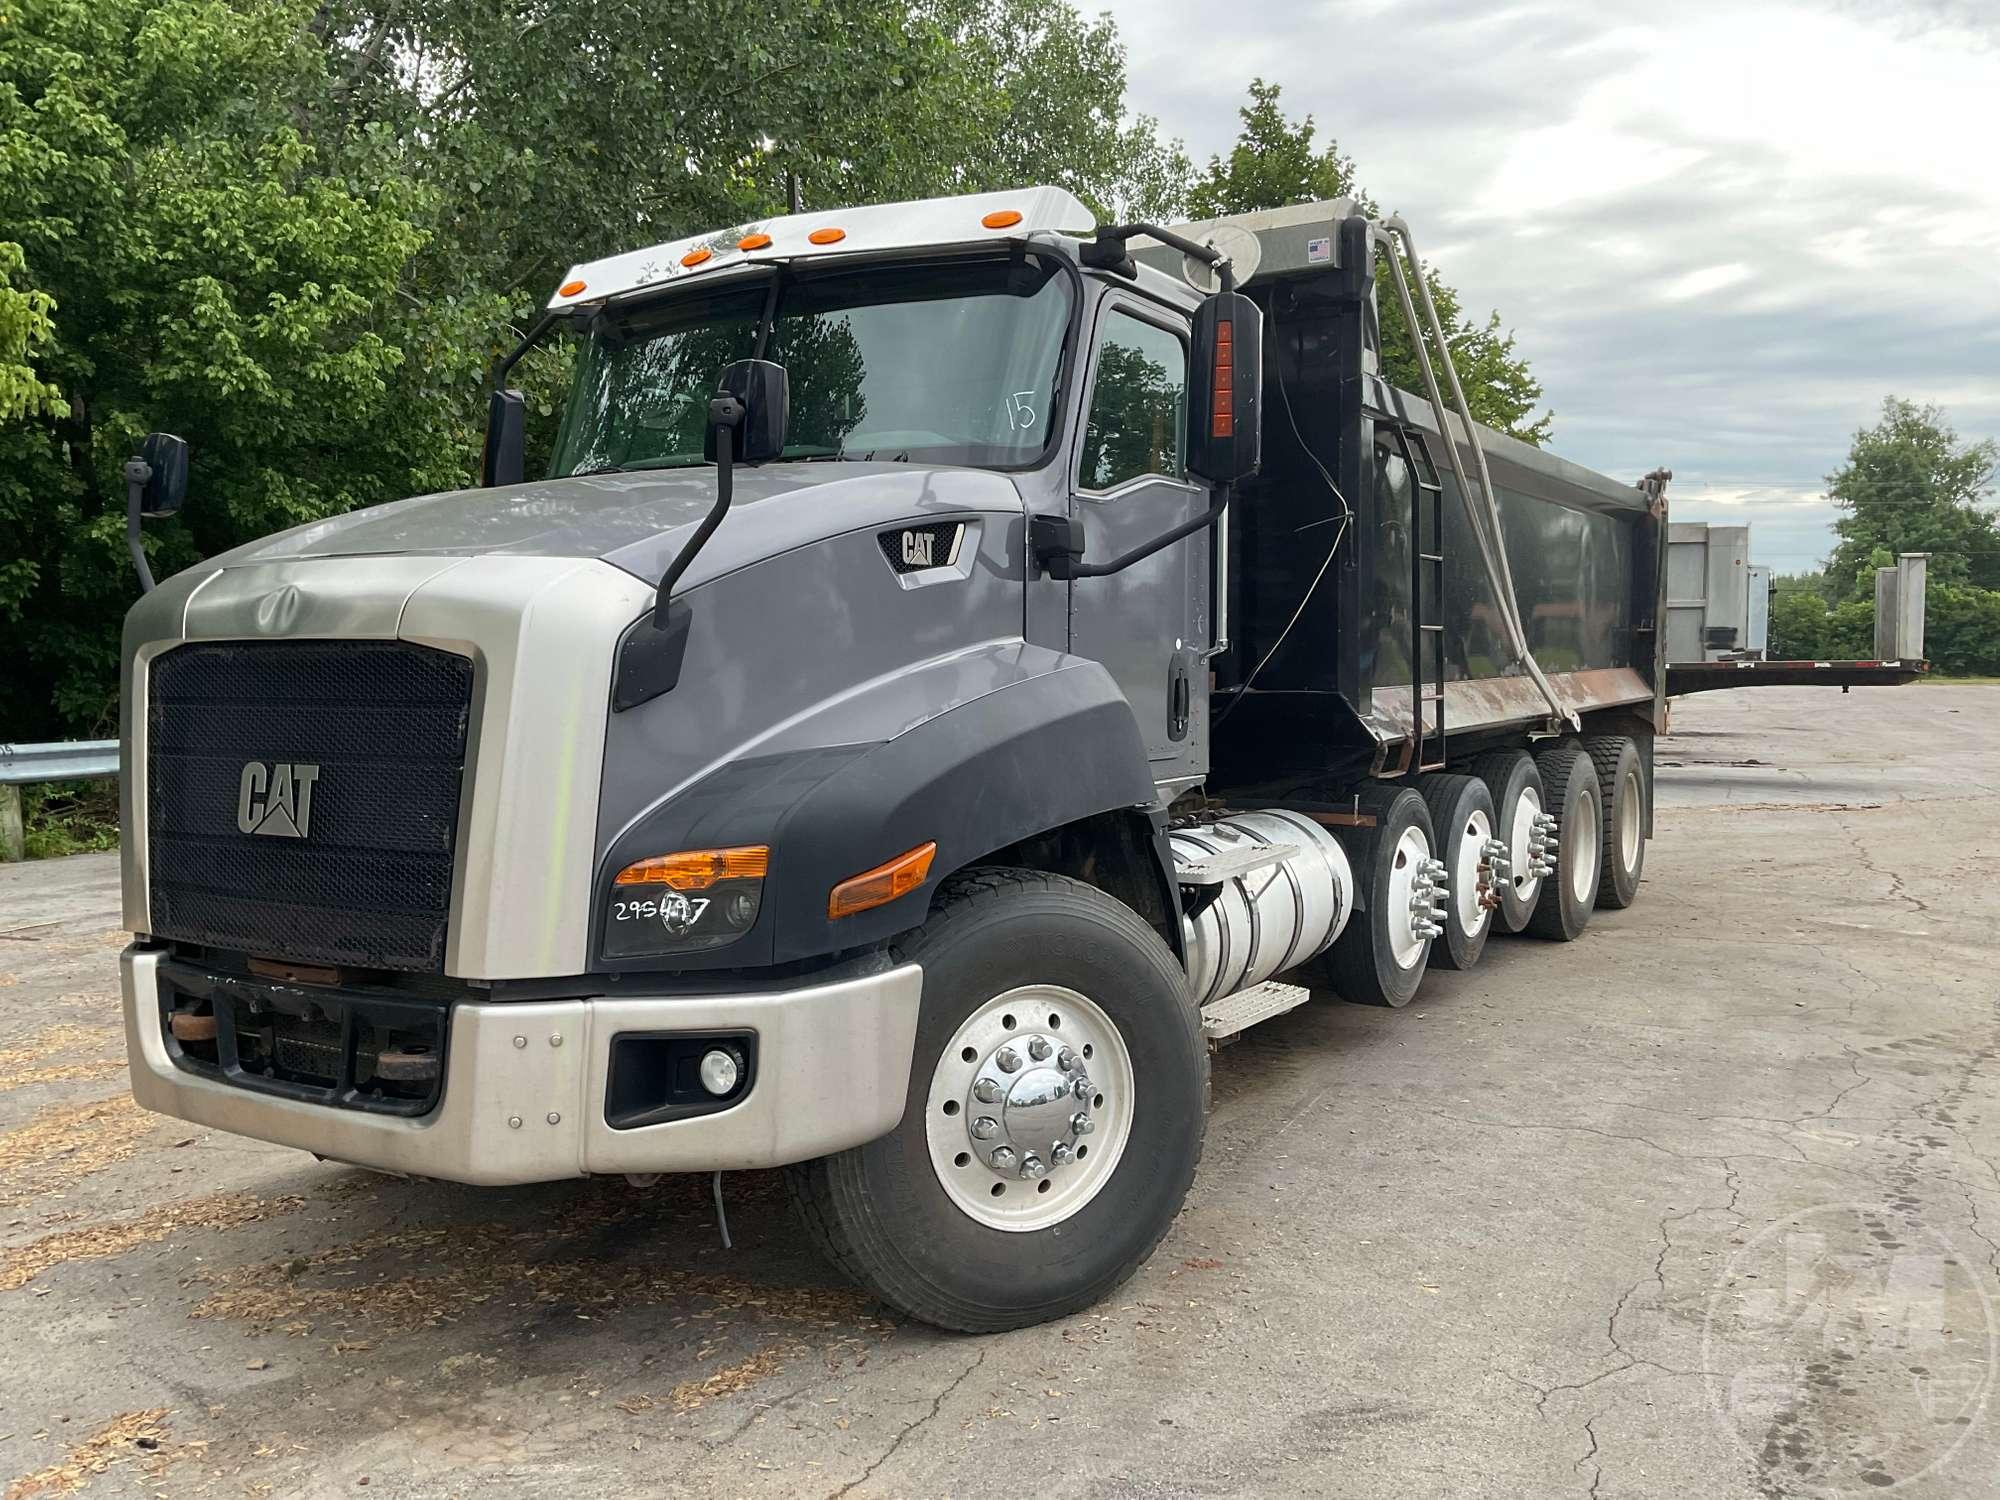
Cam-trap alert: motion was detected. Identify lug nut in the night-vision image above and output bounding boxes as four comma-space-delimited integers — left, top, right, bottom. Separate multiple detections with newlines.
1071, 1112, 1095, 1136
996, 1047, 1022, 1074
1057, 1048, 1078, 1071
1027, 1036, 1052, 1061
971, 1115, 1000, 1140
1072, 1075, 1092, 1099
990, 1145, 1018, 1171
1020, 1154, 1048, 1180
973, 1077, 1003, 1104
1050, 1143, 1074, 1166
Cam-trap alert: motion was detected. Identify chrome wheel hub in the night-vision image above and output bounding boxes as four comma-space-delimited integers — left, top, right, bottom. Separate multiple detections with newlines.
925, 985, 1135, 1232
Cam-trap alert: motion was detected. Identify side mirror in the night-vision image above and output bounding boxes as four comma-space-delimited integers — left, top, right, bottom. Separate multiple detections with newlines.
482, 389, 528, 487
133, 432, 189, 518
704, 359, 789, 465
1187, 291, 1262, 485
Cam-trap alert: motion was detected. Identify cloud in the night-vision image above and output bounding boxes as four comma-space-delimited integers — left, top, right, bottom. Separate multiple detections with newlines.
1100, 0, 2000, 572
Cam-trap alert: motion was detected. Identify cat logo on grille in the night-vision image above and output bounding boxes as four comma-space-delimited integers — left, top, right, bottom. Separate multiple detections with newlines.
237, 761, 320, 839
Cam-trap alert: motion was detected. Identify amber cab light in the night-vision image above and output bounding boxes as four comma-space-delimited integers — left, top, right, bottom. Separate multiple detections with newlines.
807, 226, 846, 245
615, 846, 769, 891
981, 209, 1023, 229
557, 279, 588, 297
681, 247, 713, 267
828, 842, 937, 920
738, 232, 773, 250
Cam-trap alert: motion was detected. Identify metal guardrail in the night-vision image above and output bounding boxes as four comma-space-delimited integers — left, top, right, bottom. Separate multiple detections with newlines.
0, 740, 120, 786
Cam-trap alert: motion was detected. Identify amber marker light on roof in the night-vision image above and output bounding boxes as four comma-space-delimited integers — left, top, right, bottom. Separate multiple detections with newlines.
738, 232, 773, 251
807, 226, 846, 245
981, 209, 1023, 229
614, 846, 769, 891
558, 279, 587, 297
681, 247, 713, 267
828, 842, 937, 920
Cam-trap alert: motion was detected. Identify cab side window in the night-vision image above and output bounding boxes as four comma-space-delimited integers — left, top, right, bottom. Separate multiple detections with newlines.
1078, 311, 1187, 491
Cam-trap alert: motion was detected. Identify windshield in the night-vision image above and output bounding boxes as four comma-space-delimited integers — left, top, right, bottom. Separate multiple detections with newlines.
549, 257, 1072, 475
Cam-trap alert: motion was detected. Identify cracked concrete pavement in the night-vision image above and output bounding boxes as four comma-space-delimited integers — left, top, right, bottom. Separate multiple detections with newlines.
1, 684, 1996, 1499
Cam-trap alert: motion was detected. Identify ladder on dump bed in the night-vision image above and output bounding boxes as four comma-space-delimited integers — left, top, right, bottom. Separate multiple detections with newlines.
1384, 424, 1449, 771
1374, 218, 1577, 737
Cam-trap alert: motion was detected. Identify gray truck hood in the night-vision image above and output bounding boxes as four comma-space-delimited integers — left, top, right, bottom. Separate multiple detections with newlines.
222, 462, 1026, 589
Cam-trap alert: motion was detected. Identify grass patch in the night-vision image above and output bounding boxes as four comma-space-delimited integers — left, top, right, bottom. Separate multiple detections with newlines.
18, 780, 121, 859
1916, 674, 2000, 685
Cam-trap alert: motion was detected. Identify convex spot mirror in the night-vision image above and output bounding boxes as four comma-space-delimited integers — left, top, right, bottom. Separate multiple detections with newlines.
135, 432, 189, 518
1187, 291, 1263, 486
704, 359, 790, 465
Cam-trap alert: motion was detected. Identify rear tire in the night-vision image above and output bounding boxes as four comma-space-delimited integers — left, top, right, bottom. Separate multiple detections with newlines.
1415, 773, 1496, 971
1469, 750, 1545, 934
1586, 735, 1646, 909
1526, 742, 1602, 942
1301, 784, 1436, 1008
786, 868, 1205, 1333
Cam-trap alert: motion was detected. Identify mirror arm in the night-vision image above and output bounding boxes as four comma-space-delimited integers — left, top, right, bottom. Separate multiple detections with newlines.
652, 394, 746, 626
1092, 223, 1235, 293
493, 310, 559, 388
123, 457, 156, 594
1046, 484, 1232, 581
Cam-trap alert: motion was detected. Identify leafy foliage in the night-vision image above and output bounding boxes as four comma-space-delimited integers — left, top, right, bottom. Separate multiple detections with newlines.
1185, 80, 1550, 444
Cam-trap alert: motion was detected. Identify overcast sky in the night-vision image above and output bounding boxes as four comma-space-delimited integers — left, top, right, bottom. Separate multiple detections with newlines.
1100, 0, 2000, 571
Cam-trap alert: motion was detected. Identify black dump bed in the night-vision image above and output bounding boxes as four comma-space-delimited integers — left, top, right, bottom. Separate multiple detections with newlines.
1138, 205, 1666, 793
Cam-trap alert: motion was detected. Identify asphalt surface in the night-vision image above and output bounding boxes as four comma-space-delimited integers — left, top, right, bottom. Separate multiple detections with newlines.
1, 684, 1996, 1500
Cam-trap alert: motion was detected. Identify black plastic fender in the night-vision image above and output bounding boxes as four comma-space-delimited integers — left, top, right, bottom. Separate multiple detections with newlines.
591, 660, 1170, 971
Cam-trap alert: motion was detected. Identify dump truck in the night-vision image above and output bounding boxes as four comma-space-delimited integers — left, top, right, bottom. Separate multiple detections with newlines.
118, 187, 1679, 1331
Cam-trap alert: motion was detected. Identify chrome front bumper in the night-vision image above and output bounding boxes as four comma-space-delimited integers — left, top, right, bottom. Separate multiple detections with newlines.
121, 947, 922, 1186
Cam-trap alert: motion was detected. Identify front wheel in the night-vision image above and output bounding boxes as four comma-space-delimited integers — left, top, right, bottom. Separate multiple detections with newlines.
787, 868, 1206, 1333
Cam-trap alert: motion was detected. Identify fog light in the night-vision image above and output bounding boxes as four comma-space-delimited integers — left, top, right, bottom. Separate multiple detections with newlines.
698, 1048, 741, 1097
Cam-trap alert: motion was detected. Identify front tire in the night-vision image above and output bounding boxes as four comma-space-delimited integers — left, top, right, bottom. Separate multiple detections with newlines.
787, 869, 1206, 1333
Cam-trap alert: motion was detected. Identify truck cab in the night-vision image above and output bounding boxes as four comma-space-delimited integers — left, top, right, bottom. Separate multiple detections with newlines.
118, 186, 1664, 1330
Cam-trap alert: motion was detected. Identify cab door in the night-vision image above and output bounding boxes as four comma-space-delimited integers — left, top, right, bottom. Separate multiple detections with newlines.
1066, 299, 1209, 787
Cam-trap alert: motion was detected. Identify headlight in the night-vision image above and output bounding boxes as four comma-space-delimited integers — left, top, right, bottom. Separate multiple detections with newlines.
604, 845, 767, 958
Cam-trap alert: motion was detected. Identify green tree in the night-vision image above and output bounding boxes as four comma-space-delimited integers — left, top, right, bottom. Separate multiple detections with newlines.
1185, 80, 1550, 444
0, 0, 475, 738
1768, 589, 1828, 660
1824, 397, 2000, 595
0, 0, 1184, 740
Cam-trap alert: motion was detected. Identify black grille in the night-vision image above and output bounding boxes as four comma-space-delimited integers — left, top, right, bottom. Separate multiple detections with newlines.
147, 640, 475, 971
878, 522, 963, 574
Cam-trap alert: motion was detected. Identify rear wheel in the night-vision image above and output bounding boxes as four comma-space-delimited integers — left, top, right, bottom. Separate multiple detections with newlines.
1416, 772, 1497, 971
1469, 750, 1549, 934
1526, 741, 1603, 942
1586, 735, 1646, 909
787, 869, 1205, 1333
1302, 784, 1438, 1008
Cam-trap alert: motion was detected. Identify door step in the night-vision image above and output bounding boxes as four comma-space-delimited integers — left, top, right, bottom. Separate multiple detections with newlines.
1200, 979, 1312, 1043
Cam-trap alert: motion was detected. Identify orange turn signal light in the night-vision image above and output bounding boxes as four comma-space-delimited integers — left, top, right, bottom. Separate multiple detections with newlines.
615, 846, 769, 891
681, 247, 713, 268
807, 226, 846, 245
557, 279, 588, 297
738, 232, 773, 251
981, 209, 1023, 229
828, 842, 937, 920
